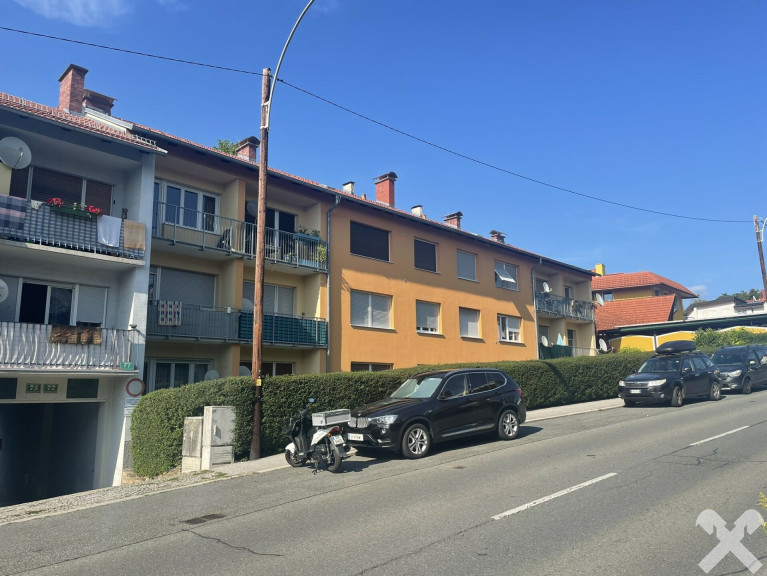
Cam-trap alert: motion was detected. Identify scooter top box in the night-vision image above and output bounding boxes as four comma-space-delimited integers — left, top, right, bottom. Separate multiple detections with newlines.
312, 409, 351, 426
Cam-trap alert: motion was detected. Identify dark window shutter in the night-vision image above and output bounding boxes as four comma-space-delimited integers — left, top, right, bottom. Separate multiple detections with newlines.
85, 180, 112, 215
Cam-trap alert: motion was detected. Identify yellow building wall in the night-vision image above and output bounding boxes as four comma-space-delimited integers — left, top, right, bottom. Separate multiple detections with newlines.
328, 204, 547, 371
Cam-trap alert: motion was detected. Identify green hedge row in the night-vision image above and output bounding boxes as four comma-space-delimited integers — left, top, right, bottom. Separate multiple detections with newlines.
130, 352, 651, 477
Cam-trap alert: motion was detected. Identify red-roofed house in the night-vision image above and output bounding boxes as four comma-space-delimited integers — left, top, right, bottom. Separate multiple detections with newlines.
592, 263, 698, 350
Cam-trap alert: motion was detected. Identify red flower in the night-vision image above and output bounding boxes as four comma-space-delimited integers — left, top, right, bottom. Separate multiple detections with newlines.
46, 197, 64, 207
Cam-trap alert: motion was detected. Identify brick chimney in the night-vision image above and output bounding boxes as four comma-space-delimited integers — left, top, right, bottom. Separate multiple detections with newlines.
83, 89, 115, 116
58, 64, 88, 114
490, 230, 506, 243
375, 172, 397, 207
444, 211, 463, 229
235, 136, 260, 162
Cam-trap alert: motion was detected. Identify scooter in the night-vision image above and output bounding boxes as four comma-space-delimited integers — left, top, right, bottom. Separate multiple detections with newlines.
284, 399, 351, 473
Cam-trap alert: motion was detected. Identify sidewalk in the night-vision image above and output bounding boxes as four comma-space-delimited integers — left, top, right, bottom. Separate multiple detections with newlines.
0, 396, 623, 525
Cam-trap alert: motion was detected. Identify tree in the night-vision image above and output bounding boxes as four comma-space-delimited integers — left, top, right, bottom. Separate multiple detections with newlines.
717, 288, 763, 301
215, 139, 239, 155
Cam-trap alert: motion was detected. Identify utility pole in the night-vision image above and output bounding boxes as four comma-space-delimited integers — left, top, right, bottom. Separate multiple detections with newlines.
250, 68, 271, 460
755, 216, 767, 296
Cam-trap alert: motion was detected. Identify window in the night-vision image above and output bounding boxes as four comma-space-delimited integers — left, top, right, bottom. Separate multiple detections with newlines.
18, 282, 72, 325
457, 251, 477, 281
567, 329, 576, 347
603, 291, 614, 302
654, 288, 661, 297
155, 180, 218, 232
414, 239, 437, 272
498, 314, 521, 342
416, 301, 440, 333
459, 307, 480, 338
264, 284, 295, 316
261, 362, 294, 377
494, 261, 518, 290
13, 166, 113, 215
146, 359, 210, 391
351, 291, 391, 329
440, 374, 467, 398
350, 221, 389, 261
351, 363, 393, 372
565, 285, 574, 300
539, 325, 549, 344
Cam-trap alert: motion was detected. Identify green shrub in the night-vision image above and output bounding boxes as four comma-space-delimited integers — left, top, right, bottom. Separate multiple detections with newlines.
695, 328, 767, 353
130, 352, 652, 477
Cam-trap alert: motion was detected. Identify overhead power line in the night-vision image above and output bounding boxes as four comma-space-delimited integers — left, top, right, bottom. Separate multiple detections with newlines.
0, 25, 752, 224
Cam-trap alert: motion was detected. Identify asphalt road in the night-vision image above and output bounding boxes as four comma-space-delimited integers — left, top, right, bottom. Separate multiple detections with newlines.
2, 391, 767, 576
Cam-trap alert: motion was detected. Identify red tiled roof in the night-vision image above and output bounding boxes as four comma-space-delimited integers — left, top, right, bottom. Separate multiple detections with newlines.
592, 271, 696, 298
0, 92, 162, 153
595, 295, 676, 332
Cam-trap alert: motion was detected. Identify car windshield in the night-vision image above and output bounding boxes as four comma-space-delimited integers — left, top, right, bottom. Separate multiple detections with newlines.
390, 376, 444, 399
638, 357, 681, 373
712, 350, 746, 365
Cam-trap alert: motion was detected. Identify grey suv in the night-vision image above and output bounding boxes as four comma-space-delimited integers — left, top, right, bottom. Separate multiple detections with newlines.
711, 345, 767, 394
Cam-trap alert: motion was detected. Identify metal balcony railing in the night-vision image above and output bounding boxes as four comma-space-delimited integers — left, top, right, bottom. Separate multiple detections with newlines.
0, 322, 135, 370
152, 202, 327, 271
535, 292, 595, 322
146, 301, 328, 347
0, 199, 145, 259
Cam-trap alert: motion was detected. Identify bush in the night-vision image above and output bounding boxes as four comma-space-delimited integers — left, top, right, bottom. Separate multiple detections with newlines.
695, 328, 767, 353
130, 352, 652, 477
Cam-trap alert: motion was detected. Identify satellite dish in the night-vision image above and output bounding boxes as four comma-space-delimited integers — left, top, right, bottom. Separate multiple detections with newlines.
599, 338, 608, 352
595, 293, 605, 306
0, 137, 32, 169
542, 281, 551, 293
242, 298, 254, 311
540, 335, 549, 346
246, 201, 259, 217
0, 279, 8, 303
239, 365, 251, 376
203, 369, 220, 381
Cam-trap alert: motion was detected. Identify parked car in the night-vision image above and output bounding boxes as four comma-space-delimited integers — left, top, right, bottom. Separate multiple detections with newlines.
711, 345, 767, 394
619, 340, 721, 407
344, 368, 526, 459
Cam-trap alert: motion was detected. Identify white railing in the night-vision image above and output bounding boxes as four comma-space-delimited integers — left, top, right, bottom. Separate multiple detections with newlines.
0, 322, 134, 370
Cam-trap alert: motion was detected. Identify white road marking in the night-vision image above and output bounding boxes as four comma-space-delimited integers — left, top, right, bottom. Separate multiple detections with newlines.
689, 426, 750, 446
492, 473, 618, 520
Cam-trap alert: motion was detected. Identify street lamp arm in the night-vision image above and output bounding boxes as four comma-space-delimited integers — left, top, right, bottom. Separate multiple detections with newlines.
262, 0, 315, 131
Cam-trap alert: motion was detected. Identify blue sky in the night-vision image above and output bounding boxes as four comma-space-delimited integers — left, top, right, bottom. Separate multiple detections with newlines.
3, 0, 766, 301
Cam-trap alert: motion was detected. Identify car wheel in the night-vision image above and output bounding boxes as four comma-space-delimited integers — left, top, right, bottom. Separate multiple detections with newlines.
709, 381, 721, 401
670, 385, 683, 407
497, 409, 520, 440
623, 399, 636, 407
742, 378, 752, 395
401, 423, 431, 459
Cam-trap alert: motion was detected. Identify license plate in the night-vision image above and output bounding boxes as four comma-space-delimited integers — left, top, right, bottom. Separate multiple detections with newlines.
347, 433, 363, 441
331, 435, 345, 446
630, 389, 641, 394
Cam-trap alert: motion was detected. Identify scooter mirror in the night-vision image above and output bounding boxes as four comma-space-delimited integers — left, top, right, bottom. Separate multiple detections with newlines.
309, 398, 315, 404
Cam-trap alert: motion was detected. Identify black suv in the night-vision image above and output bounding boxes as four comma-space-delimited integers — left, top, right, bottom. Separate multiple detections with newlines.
619, 340, 721, 407
344, 368, 526, 459
711, 345, 767, 394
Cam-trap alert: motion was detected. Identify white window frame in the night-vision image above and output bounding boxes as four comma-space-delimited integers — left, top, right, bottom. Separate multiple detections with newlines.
494, 261, 518, 290
457, 250, 477, 281
459, 307, 480, 338
146, 358, 212, 392
351, 291, 391, 329
498, 314, 521, 342
416, 301, 440, 333
155, 179, 219, 233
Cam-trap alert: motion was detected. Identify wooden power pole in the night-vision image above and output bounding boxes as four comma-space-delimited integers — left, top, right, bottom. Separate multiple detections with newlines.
755, 216, 767, 297
250, 68, 271, 460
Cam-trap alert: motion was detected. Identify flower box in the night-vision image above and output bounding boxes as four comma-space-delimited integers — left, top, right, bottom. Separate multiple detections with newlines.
49, 205, 94, 219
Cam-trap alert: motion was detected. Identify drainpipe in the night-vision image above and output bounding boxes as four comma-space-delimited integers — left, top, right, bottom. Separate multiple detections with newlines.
531, 257, 544, 359
325, 195, 341, 373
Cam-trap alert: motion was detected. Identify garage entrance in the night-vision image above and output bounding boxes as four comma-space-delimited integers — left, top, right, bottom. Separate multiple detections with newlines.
0, 402, 100, 506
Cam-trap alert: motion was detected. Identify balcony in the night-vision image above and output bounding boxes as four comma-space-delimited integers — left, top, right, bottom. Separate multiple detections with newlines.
146, 301, 327, 347
0, 199, 145, 260
152, 202, 327, 272
535, 292, 595, 322
0, 322, 135, 370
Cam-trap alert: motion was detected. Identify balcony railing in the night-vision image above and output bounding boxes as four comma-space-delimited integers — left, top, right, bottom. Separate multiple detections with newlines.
152, 202, 327, 271
539, 344, 597, 359
146, 301, 327, 347
535, 292, 595, 322
0, 199, 145, 260
0, 322, 135, 370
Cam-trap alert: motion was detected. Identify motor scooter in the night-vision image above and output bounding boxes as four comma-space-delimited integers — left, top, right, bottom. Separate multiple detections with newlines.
284, 399, 351, 473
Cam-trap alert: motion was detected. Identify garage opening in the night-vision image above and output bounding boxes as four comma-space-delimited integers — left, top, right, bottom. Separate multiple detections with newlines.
0, 403, 99, 506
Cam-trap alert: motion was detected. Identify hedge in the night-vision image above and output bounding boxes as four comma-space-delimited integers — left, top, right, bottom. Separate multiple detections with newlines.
130, 351, 651, 477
